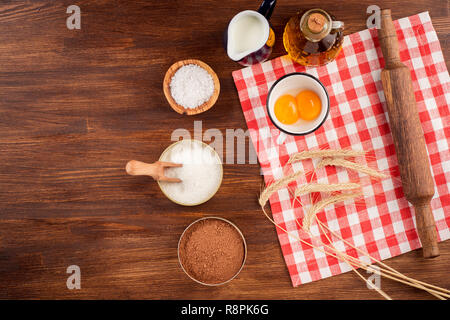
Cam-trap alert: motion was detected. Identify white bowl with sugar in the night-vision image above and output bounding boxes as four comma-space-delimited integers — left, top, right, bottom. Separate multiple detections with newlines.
158, 139, 223, 206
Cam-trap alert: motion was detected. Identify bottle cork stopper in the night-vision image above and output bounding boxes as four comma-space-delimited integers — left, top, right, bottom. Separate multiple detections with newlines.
308, 13, 326, 33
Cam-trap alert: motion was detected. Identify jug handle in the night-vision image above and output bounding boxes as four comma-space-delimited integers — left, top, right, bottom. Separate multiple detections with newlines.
257, 0, 277, 20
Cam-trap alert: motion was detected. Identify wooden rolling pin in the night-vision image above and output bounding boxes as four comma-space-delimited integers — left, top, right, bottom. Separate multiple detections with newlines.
378, 9, 439, 258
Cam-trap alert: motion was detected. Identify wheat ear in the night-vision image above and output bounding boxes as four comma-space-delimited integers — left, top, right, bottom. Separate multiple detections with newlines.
318, 158, 388, 179
288, 149, 365, 164
294, 182, 361, 197
303, 192, 363, 231
259, 170, 303, 207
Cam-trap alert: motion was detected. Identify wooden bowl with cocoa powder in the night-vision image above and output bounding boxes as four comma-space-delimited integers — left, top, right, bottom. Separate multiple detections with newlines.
177, 217, 247, 286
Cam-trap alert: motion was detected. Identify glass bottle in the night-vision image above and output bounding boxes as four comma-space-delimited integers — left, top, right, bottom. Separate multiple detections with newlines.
283, 8, 344, 66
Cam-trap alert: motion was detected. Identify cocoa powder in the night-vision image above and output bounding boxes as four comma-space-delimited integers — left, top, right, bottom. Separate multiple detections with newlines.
179, 218, 245, 284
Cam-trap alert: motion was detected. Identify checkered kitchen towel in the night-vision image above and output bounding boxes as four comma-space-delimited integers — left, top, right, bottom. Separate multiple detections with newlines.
232, 12, 449, 286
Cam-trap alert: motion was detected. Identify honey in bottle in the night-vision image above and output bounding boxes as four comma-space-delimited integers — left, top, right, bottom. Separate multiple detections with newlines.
283, 8, 344, 66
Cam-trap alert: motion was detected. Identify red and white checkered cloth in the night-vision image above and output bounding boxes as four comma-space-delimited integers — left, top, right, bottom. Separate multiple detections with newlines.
232, 12, 450, 287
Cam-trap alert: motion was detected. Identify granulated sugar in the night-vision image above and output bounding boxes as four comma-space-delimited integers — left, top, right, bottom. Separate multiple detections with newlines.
159, 140, 222, 206
169, 64, 214, 109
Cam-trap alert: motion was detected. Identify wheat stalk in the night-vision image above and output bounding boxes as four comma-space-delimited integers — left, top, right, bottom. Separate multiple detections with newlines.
258, 148, 448, 299
260, 200, 449, 299
315, 216, 393, 300
315, 218, 447, 299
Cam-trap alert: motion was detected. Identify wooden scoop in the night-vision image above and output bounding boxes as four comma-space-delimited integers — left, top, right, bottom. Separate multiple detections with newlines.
378, 9, 439, 258
126, 160, 182, 183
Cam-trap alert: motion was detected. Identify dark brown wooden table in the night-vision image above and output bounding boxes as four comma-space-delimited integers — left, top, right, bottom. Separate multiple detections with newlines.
0, 0, 448, 299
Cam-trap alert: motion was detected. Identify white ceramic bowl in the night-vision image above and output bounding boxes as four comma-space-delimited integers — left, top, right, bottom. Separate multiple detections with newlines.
157, 139, 223, 206
266, 72, 330, 141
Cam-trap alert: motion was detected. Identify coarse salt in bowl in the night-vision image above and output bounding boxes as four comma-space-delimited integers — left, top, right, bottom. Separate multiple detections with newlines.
163, 60, 220, 115
170, 64, 214, 109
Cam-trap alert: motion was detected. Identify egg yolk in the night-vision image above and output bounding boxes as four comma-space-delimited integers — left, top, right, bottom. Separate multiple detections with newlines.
274, 95, 299, 125
296, 90, 322, 121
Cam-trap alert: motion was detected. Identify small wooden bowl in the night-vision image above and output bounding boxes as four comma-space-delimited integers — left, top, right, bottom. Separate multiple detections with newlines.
163, 59, 220, 115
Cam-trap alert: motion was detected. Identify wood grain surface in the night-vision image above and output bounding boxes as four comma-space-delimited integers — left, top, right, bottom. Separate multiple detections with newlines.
0, 0, 448, 299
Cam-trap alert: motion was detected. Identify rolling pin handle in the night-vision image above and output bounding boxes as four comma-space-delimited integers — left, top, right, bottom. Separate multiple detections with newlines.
415, 203, 440, 258
379, 9, 401, 68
